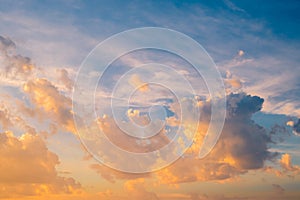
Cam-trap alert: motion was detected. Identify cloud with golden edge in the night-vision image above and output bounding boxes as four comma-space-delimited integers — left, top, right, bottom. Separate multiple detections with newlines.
23, 78, 76, 133
0, 131, 82, 199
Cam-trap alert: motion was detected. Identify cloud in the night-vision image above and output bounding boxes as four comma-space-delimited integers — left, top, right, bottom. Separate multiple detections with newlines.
225, 78, 242, 89
155, 93, 279, 184
96, 115, 170, 154
292, 119, 300, 135
23, 78, 75, 133
90, 163, 150, 183
0, 1, 297, 199
219, 56, 253, 69
286, 120, 294, 127
238, 50, 244, 57
0, 35, 78, 137
57, 69, 74, 91
0, 35, 35, 86
223, 0, 245, 12
0, 98, 39, 135
272, 184, 285, 195
0, 28, 298, 200
0, 106, 12, 130
129, 74, 149, 92
225, 55, 300, 118
0, 131, 82, 198
224, 71, 242, 91
1, 36, 288, 196
279, 153, 300, 174
90, 93, 280, 185
0, 35, 15, 55
124, 178, 159, 200
263, 153, 300, 178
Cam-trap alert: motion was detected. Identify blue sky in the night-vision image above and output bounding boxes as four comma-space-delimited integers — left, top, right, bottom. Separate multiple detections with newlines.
2, 0, 298, 115
1, 0, 299, 62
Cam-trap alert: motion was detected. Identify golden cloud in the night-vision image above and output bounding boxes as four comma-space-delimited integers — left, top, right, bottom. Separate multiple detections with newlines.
23, 78, 76, 133
0, 131, 82, 199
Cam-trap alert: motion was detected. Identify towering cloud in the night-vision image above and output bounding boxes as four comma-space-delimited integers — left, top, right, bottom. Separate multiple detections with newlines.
91, 93, 280, 185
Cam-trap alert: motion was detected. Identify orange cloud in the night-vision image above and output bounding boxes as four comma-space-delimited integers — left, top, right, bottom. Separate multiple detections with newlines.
124, 178, 159, 200
0, 106, 12, 130
0, 131, 82, 199
129, 74, 149, 92
23, 78, 76, 133
225, 78, 242, 89
280, 153, 300, 174
96, 115, 170, 154
89, 93, 278, 187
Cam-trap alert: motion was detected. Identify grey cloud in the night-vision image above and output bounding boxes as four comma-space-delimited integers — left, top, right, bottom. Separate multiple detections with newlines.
272, 184, 285, 195
293, 119, 300, 135
227, 93, 264, 118
0, 35, 16, 54
222, 93, 277, 169
201, 93, 276, 169
57, 69, 73, 91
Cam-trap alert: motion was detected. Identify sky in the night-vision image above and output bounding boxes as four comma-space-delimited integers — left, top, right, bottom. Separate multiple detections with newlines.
0, 0, 300, 199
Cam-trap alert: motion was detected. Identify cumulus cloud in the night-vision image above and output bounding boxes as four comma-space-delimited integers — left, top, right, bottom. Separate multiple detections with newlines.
0, 36, 78, 136
23, 78, 76, 133
263, 153, 300, 178
0, 98, 39, 135
90, 93, 279, 185
0, 131, 82, 198
212, 94, 274, 167
0, 35, 35, 85
279, 153, 300, 174
155, 93, 277, 184
96, 115, 170, 154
